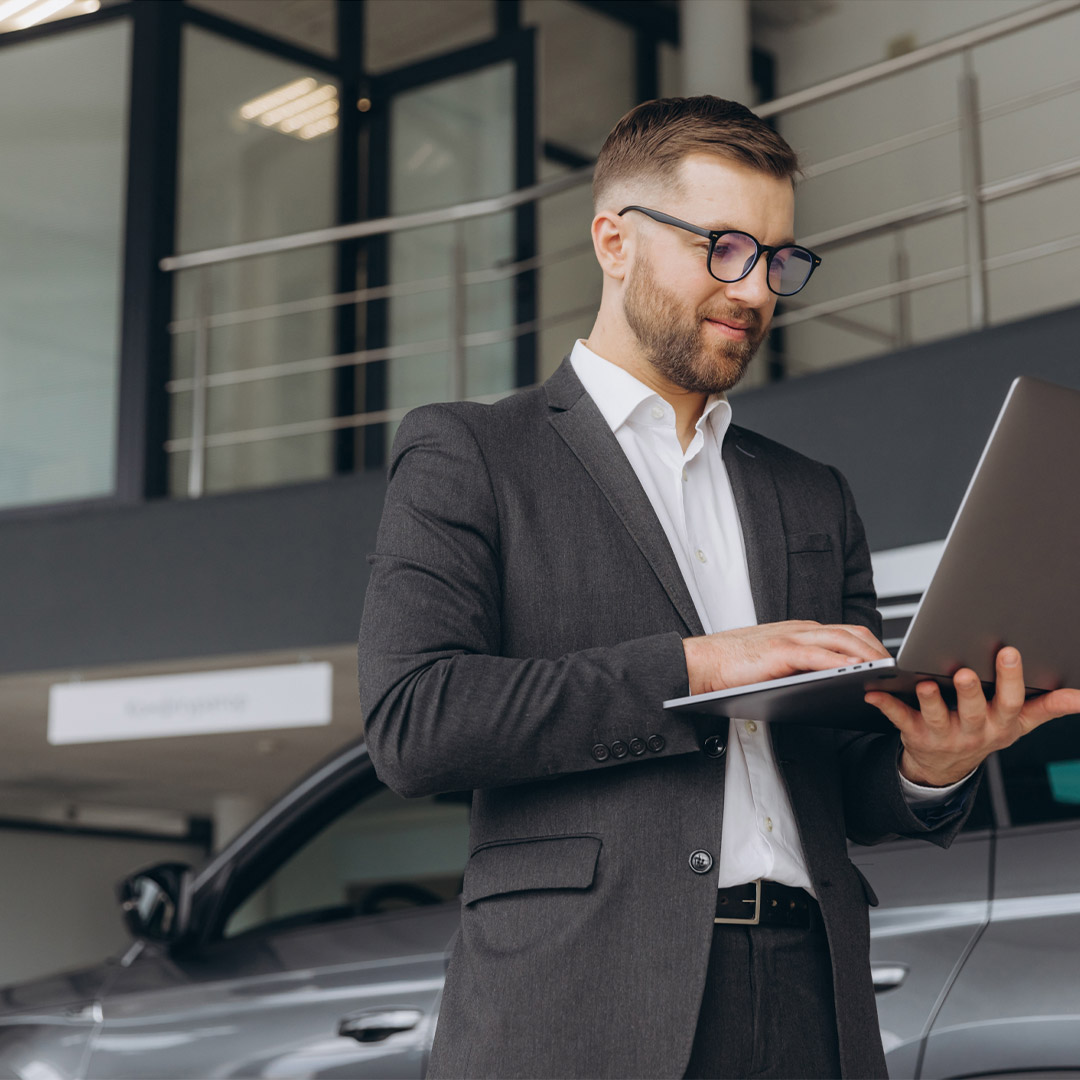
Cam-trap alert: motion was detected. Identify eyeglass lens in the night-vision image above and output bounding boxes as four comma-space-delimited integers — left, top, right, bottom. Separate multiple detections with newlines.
711, 233, 815, 295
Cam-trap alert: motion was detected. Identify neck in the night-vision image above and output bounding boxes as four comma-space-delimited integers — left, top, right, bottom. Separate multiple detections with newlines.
585, 317, 708, 453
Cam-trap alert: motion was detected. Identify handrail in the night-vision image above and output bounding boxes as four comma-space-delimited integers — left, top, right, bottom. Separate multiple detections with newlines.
155, 0, 1080, 496
160, 166, 594, 272
755, 0, 1080, 119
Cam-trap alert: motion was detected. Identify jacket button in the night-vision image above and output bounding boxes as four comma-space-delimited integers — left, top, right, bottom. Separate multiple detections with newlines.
647, 734, 665, 752
689, 849, 714, 874
703, 735, 727, 758
591, 743, 610, 762
610, 740, 629, 758
628, 737, 646, 755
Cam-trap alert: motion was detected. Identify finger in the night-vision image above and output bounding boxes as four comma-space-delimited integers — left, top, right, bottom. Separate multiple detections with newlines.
1017, 687, 1080, 734
864, 691, 917, 732
990, 646, 1026, 722
792, 645, 875, 673
915, 680, 951, 732
803, 627, 888, 663
953, 668, 988, 732
834, 623, 891, 659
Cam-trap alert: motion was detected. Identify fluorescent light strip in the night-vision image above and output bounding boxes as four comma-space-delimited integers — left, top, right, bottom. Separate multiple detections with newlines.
260, 83, 337, 127
279, 97, 338, 133
240, 77, 315, 121
0, 0, 40, 21
299, 115, 339, 140
10, 0, 78, 28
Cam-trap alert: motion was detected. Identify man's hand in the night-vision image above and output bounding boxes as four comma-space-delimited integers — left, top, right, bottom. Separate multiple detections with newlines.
865, 647, 1080, 787
683, 620, 890, 697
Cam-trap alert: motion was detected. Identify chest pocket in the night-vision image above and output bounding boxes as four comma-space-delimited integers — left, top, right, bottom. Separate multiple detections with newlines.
786, 532, 841, 622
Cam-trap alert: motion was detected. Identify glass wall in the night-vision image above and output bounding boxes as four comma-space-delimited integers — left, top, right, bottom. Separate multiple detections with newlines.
0, 19, 130, 510
169, 25, 339, 496
384, 61, 516, 419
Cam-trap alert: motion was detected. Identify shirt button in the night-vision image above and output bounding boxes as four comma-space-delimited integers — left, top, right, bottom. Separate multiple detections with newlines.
682, 467, 688, 482
765, 816, 774, 832
745, 720, 758, 734
695, 549, 707, 563
651, 404, 664, 420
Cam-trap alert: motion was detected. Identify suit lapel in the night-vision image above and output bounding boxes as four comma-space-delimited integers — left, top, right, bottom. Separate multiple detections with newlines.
545, 359, 705, 638
722, 427, 789, 626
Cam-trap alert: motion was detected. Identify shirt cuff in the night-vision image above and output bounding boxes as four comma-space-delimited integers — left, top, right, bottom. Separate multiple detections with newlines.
899, 767, 978, 808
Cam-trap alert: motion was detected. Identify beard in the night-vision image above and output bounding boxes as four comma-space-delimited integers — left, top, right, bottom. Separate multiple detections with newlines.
622, 252, 767, 395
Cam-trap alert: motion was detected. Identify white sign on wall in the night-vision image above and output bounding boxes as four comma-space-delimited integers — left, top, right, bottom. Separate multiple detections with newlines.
48, 662, 333, 745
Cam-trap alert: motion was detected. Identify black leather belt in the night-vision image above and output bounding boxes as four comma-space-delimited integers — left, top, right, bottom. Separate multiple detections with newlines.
714, 880, 821, 929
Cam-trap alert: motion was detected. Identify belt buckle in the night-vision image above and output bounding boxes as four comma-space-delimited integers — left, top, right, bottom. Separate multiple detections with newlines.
714, 879, 762, 925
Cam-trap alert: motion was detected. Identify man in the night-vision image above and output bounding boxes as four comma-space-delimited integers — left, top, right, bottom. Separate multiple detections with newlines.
358, 97, 1080, 1079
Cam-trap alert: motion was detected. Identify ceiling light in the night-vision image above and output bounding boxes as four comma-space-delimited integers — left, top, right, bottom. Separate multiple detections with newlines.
259, 83, 336, 127
0, 0, 41, 22
299, 115, 339, 140
239, 77, 316, 122
238, 78, 340, 142
278, 97, 338, 134
9, 0, 80, 29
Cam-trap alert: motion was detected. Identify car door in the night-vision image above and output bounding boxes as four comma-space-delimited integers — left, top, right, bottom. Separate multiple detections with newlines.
84, 750, 469, 1079
919, 720, 1080, 1079
852, 781, 995, 1080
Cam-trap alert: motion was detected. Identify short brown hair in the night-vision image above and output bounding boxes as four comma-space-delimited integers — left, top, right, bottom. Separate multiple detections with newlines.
592, 96, 800, 209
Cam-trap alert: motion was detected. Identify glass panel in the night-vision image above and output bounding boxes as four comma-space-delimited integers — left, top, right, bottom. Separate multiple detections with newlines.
383, 61, 516, 436
185, 0, 336, 58
225, 788, 470, 938
171, 25, 339, 497
0, 20, 130, 510
1000, 718, 1080, 826
523, 0, 635, 159
365, 0, 494, 75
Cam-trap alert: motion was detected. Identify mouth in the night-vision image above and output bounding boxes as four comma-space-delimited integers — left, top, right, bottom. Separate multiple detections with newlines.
704, 318, 753, 340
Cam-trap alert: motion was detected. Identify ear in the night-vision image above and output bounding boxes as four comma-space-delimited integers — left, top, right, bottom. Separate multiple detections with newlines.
591, 209, 632, 281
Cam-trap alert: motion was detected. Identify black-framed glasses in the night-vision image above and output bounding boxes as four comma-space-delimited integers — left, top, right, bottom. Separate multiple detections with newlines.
618, 205, 822, 297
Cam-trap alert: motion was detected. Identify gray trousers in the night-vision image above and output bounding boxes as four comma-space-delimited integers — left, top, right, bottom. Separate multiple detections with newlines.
683, 922, 842, 1079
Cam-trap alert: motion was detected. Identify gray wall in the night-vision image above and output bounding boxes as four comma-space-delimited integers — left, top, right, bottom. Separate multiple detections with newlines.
732, 301, 1080, 552
0, 826, 205, 988
1, 302, 1077, 677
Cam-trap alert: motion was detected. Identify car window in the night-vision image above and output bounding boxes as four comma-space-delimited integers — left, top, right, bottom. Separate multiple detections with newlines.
998, 716, 1080, 827
224, 786, 470, 938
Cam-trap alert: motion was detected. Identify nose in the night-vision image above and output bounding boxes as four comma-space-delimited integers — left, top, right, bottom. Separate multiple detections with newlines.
722, 253, 774, 310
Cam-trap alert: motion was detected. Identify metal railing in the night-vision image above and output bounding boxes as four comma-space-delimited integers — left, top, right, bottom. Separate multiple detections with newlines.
160, 0, 1080, 498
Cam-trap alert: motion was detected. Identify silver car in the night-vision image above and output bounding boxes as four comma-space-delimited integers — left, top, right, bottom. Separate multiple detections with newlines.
0, 720, 1078, 1079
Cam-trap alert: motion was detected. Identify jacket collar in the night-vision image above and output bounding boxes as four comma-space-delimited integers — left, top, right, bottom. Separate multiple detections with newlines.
544, 355, 789, 632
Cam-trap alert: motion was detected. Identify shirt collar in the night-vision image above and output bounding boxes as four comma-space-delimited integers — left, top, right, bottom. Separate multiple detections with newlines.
569, 339, 732, 440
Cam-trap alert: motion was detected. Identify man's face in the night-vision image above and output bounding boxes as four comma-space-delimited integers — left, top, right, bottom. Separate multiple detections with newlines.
621, 154, 796, 395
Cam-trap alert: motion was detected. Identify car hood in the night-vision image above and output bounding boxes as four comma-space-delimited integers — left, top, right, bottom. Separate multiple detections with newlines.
0, 958, 115, 1016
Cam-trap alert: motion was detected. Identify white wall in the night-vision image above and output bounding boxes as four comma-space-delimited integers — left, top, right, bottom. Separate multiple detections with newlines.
752, 0, 1080, 378
0, 828, 204, 989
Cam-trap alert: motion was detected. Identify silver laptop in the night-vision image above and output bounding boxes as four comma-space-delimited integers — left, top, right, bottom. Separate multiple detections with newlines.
664, 376, 1080, 733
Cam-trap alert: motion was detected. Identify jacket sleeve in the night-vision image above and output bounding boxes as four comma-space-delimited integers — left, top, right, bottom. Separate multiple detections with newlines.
827, 466, 980, 847
357, 404, 698, 798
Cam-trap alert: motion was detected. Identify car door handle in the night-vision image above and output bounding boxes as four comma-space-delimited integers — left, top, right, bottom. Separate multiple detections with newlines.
338, 1008, 424, 1043
871, 963, 908, 991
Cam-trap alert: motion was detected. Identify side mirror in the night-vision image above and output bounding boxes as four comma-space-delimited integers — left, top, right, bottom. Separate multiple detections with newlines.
118, 862, 192, 945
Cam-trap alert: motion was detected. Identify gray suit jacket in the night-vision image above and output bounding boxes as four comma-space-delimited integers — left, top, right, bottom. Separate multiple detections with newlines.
358, 357, 970, 1079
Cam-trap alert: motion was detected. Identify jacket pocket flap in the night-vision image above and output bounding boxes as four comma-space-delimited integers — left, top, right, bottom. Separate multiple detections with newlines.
463, 835, 601, 905
787, 532, 833, 553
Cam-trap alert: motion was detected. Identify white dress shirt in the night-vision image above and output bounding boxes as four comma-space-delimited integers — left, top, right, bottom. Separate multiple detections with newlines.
569, 340, 966, 894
